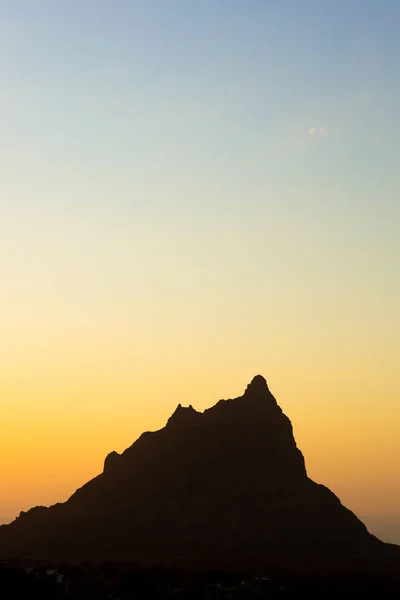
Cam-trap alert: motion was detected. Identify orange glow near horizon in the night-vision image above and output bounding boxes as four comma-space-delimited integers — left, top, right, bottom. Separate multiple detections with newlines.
2, 359, 399, 543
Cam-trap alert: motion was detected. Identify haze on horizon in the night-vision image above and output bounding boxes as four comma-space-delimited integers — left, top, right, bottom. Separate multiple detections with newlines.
1, 1, 399, 544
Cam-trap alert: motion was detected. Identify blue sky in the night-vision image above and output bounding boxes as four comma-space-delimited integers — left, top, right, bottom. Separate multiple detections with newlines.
1, 0, 399, 355
2, 1, 399, 215
2, 0, 399, 327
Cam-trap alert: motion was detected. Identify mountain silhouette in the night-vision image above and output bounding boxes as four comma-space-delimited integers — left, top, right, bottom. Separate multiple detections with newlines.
1, 375, 399, 567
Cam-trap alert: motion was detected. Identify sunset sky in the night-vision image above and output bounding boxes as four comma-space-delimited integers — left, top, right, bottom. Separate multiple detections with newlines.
1, 1, 400, 543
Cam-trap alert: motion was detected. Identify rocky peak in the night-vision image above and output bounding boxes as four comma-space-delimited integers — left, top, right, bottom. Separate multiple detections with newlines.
104, 450, 120, 472
243, 374, 276, 402
167, 403, 200, 427
246, 374, 268, 389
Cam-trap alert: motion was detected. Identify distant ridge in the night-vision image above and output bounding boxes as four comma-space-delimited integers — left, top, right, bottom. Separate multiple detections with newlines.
1, 375, 399, 568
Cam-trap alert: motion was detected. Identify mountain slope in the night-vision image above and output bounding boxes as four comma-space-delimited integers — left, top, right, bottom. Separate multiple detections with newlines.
0, 375, 397, 566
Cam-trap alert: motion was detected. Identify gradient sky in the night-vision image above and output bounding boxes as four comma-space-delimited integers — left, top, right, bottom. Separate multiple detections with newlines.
1, 1, 400, 543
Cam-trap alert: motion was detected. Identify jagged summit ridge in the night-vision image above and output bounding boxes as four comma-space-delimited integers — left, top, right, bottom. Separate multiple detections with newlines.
165, 375, 276, 427
167, 375, 275, 414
